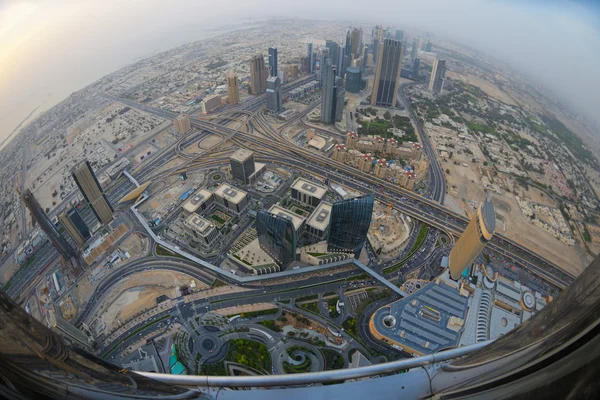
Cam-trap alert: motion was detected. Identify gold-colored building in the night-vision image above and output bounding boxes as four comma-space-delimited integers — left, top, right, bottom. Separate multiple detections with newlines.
173, 114, 191, 134
250, 54, 267, 95
371, 38, 403, 107
227, 72, 240, 105
58, 212, 86, 248
72, 161, 114, 225
449, 194, 495, 280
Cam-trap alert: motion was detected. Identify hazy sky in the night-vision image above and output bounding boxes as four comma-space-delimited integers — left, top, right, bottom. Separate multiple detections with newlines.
0, 0, 598, 143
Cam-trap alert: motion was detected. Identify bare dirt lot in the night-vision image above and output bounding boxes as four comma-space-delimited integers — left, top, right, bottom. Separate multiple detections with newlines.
448, 72, 518, 106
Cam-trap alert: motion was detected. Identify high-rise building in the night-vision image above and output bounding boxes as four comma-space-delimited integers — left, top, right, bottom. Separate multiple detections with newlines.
268, 47, 278, 77
256, 210, 297, 268
428, 56, 447, 93
250, 54, 267, 95
72, 161, 113, 225
266, 75, 282, 112
320, 60, 344, 124
328, 195, 374, 258
58, 208, 90, 248
371, 38, 403, 107
344, 29, 352, 62
307, 43, 314, 73
229, 149, 255, 184
448, 194, 495, 280
173, 114, 191, 134
424, 41, 432, 52
21, 189, 77, 261
351, 28, 363, 58
411, 38, 419, 61
227, 72, 240, 105
346, 67, 363, 93
395, 29, 404, 41
200, 94, 222, 114
326, 40, 340, 75
300, 56, 310, 73
372, 38, 380, 67
412, 58, 421, 79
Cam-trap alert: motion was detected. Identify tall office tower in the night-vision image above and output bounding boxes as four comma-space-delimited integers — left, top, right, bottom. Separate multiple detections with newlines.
229, 149, 255, 184
266, 75, 282, 112
412, 58, 421, 79
268, 47, 278, 77
424, 41, 432, 52
317, 48, 329, 85
256, 210, 297, 268
428, 56, 447, 93
351, 28, 363, 58
448, 194, 495, 280
250, 54, 267, 95
326, 40, 340, 75
21, 189, 77, 260
173, 114, 191, 134
336, 46, 345, 77
334, 77, 345, 122
395, 29, 404, 41
307, 42, 314, 73
72, 161, 113, 225
58, 208, 90, 248
411, 37, 419, 61
300, 56, 310, 73
371, 38, 403, 107
328, 195, 374, 258
227, 72, 240, 105
362, 46, 369, 67
344, 28, 352, 61
372, 38, 380, 66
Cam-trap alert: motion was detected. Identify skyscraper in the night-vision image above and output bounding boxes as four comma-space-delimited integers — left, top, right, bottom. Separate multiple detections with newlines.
326, 40, 340, 75
268, 47, 278, 77
72, 161, 113, 225
372, 38, 380, 67
320, 59, 344, 124
256, 211, 297, 268
428, 56, 447, 93
266, 75, 282, 112
448, 194, 495, 280
395, 29, 404, 41
351, 28, 363, 58
328, 195, 374, 258
371, 38, 403, 107
424, 41, 432, 52
21, 189, 77, 261
173, 114, 191, 134
412, 58, 421, 80
227, 72, 240, 105
250, 54, 267, 95
229, 149, 255, 184
307, 42, 314, 73
58, 208, 90, 248
344, 29, 352, 62
411, 38, 419, 61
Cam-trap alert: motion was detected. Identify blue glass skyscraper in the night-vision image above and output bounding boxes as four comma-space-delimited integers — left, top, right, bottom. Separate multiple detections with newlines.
256, 211, 297, 268
328, 195, 374, 258
268, 47, 278, 77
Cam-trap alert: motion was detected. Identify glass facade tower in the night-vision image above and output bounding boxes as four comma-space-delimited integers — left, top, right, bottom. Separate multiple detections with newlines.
256, 211, 297, 268
328, 195, 374, 258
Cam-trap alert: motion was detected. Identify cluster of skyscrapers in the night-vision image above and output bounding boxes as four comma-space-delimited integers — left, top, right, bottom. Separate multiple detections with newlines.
256, 193, 374, 269
21, 161, 114, 265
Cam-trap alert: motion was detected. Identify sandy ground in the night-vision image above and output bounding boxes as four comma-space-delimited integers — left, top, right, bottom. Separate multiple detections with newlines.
198, 134, 223, 150
0, 256, 18, 284
448, 72, 518, 106
99, 269, 206, 332
118, 233, 148, 259
213, 303, 276, 316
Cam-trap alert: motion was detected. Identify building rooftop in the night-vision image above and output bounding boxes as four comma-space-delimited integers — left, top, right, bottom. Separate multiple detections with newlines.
230, 149, 254, 163
182, 189, 213, 213
184, 215, 215, 235
291, 178, 327, 199
268, 205, 305, 231
306, 202, 332, 232
371, 279, 469, 356
480, 194, 496, 235
214, 183, 247, 204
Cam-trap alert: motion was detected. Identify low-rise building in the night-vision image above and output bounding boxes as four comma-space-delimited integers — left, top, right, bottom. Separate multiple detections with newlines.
214, 183, 248, 214
291, 178, 327, 207
182, 189, 214, 214
305, 202, 332, 240
200, 95, 222, 114
184, 214, 220, 246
